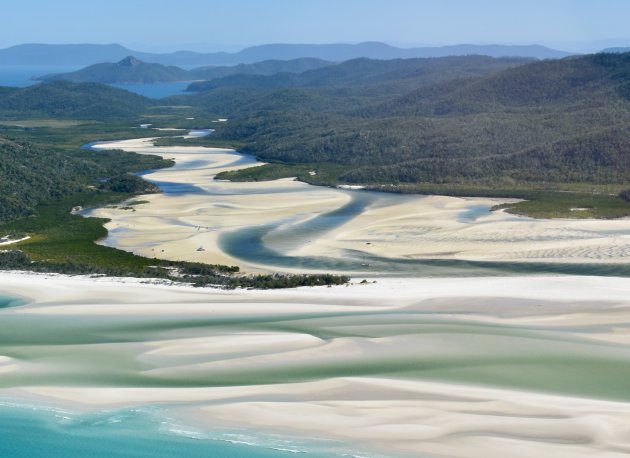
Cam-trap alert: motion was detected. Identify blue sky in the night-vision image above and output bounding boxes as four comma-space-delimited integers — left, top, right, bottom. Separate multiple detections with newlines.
2, 0, 630, 51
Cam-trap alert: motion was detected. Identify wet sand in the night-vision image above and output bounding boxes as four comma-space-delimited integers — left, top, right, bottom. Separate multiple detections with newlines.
3, 272, 630, 457
84, 137, 630, 274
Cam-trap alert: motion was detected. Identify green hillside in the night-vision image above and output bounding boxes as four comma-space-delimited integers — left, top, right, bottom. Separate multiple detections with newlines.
188, 58, 332, 86
0, 81, 155, 118
37, 56, 192, 84
185, 55, 533, 92
34, 56, 333, 86
173, 53, 630, 191
0, 134, 171, 223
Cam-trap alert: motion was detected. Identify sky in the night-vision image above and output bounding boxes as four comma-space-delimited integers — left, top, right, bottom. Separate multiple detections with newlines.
2, 0, 630, 52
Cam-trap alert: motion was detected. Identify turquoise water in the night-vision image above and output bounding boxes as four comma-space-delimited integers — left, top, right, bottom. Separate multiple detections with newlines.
0, 292, 354, 457
0, 294, 25, 309
0, 402, 355, 458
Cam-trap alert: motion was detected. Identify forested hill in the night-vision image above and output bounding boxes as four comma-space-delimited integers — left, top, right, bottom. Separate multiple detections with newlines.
36, 56, 191, 84
380, 53, 630, 116
0, 135, 170, 223
0, 42, 572, 66
176, 52, 630, 189
186, 55, 533, 92
0, 81, 155, 118
34, 56, 333, 85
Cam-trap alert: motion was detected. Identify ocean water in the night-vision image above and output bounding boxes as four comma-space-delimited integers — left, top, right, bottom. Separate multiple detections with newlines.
0, 66, 190, 98
0, 402, 352, 458
0, 65, 80, 87
112, 81, 191, 98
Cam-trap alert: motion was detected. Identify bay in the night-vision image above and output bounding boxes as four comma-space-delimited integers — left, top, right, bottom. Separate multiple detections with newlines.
0, 66, 190, 98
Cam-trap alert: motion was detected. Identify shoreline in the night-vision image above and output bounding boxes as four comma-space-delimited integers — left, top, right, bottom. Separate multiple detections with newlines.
0, 397, 349, 458
79, 136, 630, 274
3, 272, 630, 457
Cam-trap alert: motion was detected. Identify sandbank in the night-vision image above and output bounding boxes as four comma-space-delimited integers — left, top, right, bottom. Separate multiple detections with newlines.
2, 272, 630, 457
82, 137, 630, 273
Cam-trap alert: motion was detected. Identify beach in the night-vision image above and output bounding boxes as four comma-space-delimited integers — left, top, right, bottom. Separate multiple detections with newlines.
84, 137, 630, 275
2, 272, 630, 457
3, 134, 630, 457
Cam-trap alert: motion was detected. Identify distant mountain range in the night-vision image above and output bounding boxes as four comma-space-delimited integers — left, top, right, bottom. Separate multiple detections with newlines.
0, 42, 573, 67
602, 47, 630, 53
175, 51, 630, 190
186, 55, 533, 92
35, 56, 334, 84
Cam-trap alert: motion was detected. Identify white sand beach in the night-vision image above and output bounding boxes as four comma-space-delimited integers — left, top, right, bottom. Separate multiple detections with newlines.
3, 134, 630, 457
3, 272, 630, 457
83, 137, 630, 273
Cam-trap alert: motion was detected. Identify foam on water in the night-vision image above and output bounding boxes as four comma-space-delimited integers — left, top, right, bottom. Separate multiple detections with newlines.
0, 399, 384, 458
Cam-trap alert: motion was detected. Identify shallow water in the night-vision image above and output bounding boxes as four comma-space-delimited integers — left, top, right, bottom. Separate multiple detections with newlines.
84, 134, 630, 277
0, 294, 25, 309
3, 277, 630, 457
0, 402, 343, 458
2, 296, 630, 402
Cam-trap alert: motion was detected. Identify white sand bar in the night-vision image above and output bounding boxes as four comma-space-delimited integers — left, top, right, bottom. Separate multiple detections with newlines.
3, 273, 630, 457
83, 137, 630, 273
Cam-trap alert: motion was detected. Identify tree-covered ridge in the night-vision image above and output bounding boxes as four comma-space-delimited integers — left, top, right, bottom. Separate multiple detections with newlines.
34, 56, 334, 85
0, 134, 172, 223
180, 52, 630, 190
186, 55, 533, 92
37, 56, 191, 84
188, 58, 333, 86
380, 53, 630, 115
0, 81, 155, 119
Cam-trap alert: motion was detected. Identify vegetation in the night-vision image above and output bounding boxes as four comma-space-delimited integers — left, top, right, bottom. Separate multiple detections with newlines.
0, 134, 172, 223
0, 81, 155, 119
216, 162, 347, 186
160, 52, 630, 217
4, 51, 630, 287
492, 192, 630, 219
0, 184, 349, 289
188, 58, 333, 87
0, 116, 348, 288
186, 55, 532, 92
34, 56, 334, 86
37, 56, 191, 84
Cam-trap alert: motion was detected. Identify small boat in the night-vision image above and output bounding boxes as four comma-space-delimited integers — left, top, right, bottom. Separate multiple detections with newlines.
196, 246, 205, 252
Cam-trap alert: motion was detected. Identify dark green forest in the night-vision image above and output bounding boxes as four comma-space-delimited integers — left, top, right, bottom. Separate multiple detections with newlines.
2, 52, 630, 284
0, 81, 154, 118
37, 56, 191, 84
170, 53, 630, 196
